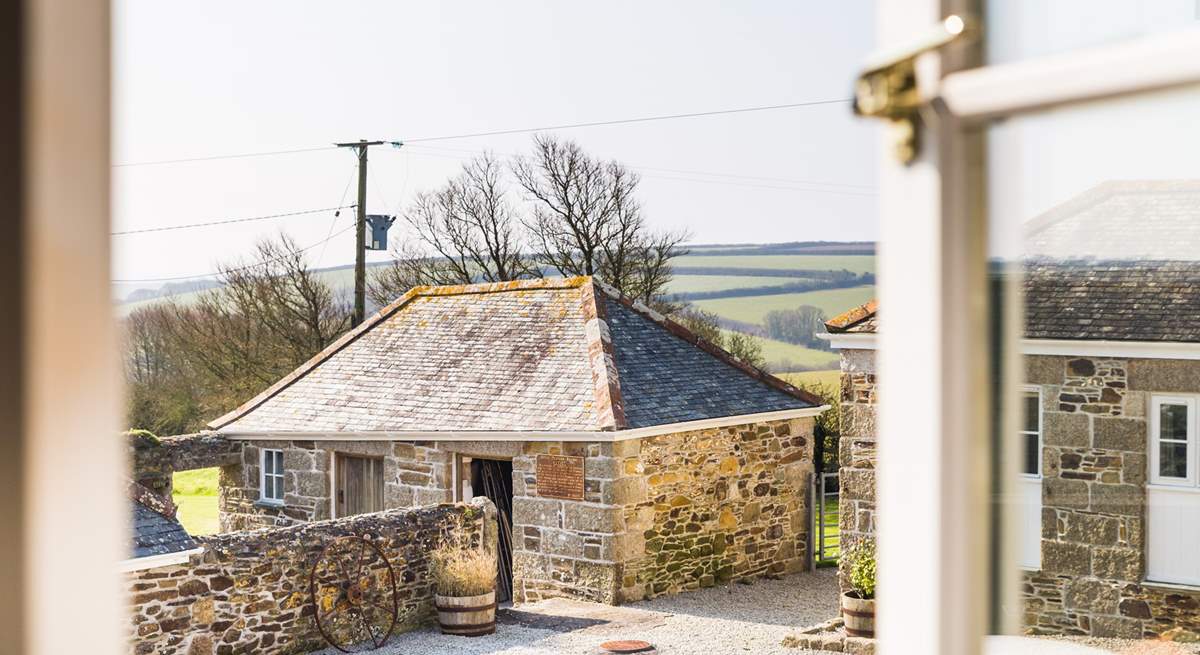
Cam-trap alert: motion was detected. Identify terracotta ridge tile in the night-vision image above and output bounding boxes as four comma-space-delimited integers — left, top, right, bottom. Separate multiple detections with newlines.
128, 480, 178, 521
824, 299, 878, 332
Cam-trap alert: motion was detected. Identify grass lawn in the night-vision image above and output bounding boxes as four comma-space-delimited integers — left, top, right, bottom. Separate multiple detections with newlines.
665, 274, 801, 294
673, 254, 875, 274
173, 467, 219, 536
781, 369, 842, 391
695, 285, 875, 325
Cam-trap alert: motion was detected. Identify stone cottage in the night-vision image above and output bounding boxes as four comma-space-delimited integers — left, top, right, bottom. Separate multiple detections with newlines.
823, 181, 1200, 639
176, 276, 824, 605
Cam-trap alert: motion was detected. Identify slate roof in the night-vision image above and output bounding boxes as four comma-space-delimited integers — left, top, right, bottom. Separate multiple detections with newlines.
130, 482, 195, 559
211, 277, 820, 434
828, 261, 1200, 342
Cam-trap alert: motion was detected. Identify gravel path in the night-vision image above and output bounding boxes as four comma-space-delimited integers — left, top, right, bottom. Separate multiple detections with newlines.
337, 568, 841, 655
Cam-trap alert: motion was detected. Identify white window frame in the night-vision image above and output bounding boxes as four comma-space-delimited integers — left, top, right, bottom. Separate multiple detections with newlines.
260, 448, 285, 505
1149, 395, 1198, 488
1019, 387, 1043, 480
871, 3, 1200, 652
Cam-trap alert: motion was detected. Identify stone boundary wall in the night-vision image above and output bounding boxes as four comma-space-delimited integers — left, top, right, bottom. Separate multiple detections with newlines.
130, 432, 242, 497
127, 498, 495, 655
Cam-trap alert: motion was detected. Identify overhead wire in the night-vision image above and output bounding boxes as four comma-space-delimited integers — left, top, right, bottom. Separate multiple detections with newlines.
111, 205, 356, 236
110, 97, 852, 168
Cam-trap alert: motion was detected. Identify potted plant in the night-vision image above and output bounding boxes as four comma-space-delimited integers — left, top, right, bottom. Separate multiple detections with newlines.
430, 545, 498, 637
841, 539, 876, 638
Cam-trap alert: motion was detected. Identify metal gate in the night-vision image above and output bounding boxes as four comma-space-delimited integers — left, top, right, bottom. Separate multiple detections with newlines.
814, 472, 840, 564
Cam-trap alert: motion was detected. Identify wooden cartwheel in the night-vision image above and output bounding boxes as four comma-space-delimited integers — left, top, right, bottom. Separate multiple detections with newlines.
309, 535, 399, 652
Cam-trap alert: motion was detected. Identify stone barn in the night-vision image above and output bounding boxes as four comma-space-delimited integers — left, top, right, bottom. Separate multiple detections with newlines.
158, 276, 826, 606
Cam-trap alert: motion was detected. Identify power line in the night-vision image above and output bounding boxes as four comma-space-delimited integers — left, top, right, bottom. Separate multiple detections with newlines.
111, 205, 356, 236
109, 97, 851, 167
397, 98, 851, 144
112, 145, 336, 168
397, 144, 877, 197
112, 221, 355, 284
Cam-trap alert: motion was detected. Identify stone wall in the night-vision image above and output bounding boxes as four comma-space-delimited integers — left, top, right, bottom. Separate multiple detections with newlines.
218, 419, 816, 608
130, 432, 242, 497
127, 498, 494, 655
219, 440, 452, 532
833, 348, 1200, 638
617, 418, 814, 602
836, 349, 877, 591
1023, 355, 1200, 639
511, 440, 627, 604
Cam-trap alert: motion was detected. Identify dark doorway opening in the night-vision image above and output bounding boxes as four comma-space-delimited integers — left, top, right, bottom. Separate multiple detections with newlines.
471, 458, 514, 603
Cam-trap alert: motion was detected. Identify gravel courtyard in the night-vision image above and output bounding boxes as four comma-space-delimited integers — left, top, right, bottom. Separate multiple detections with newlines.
342, 568, 842, 655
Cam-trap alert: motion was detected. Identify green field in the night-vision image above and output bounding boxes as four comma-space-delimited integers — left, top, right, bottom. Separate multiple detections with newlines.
674, 254, 875, 274
173, 467, 219, 535
782, 369, 842, 390
666, 274, 800, 294
724, 330, 837, 371
695, 285, 874, 325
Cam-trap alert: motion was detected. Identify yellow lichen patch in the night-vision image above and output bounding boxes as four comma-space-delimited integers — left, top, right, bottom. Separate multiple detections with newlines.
718, 508, 738, 530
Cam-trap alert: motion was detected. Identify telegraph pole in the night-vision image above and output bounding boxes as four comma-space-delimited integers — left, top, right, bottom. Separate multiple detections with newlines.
335, 139, 385, 327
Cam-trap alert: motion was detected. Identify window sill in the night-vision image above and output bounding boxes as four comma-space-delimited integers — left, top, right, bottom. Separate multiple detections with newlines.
254, 500, 286, 509
1142, 579, 1200, 593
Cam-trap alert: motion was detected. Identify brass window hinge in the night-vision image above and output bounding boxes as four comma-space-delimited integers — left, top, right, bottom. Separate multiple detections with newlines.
853, 15, 977, 164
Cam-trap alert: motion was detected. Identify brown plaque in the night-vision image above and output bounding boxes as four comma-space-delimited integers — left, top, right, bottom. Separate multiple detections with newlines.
536, 454, 585, 500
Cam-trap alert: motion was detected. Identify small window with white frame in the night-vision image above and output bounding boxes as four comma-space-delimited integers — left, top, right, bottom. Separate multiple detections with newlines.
1150, 396, 1196, 488
1020, 388, 1042, 477
260, 448, 285, 504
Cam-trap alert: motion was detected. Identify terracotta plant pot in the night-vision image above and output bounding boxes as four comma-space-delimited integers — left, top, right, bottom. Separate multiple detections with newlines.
435, 590, 496, 637
841, 591, 875, 638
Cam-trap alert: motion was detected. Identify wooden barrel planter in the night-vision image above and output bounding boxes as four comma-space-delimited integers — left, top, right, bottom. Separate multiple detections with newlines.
435, 590, 496, 637
841, 593, 875, 638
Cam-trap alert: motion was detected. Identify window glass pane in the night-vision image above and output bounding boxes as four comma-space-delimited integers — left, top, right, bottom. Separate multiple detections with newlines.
1161, 403, 1189, 442
264, 476, 275, 499
986, 0, 1200, 64
1159, 441, 1189, 479
274, 450, 284, 474
1024, 433, 1040, 475
1023, 393, 1040, 433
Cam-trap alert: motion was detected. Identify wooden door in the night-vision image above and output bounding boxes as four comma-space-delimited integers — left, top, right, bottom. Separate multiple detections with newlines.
336, 454, 384, 518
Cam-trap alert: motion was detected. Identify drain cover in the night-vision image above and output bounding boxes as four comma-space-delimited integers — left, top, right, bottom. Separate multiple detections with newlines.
599, 640, 655, 654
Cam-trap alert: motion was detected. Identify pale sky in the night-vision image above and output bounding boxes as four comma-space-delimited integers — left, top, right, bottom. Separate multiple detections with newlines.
111, 1, 879, 295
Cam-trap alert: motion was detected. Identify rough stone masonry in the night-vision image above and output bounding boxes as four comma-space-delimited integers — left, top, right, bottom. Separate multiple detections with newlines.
126, 498, 495, 655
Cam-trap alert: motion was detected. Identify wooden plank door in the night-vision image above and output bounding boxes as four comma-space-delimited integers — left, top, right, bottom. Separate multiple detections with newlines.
336, 454, 384, 518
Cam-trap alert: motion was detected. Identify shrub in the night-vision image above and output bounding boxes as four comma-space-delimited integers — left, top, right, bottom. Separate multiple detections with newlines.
430, 546, 496, 597
844, 539, 876, 599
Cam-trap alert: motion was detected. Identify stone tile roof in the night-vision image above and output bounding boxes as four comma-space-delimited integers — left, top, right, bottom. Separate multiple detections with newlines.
827, 263, 1200, 342
130, 482, 195, 559
1024, 261, 1200, 342
211, 277, 819, 434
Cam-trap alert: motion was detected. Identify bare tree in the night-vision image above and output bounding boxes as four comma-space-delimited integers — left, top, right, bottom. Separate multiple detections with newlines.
672, 306, 765, 369
131, 234, 352, 429
369, 153, 538, 305
513, 134, 689, 303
